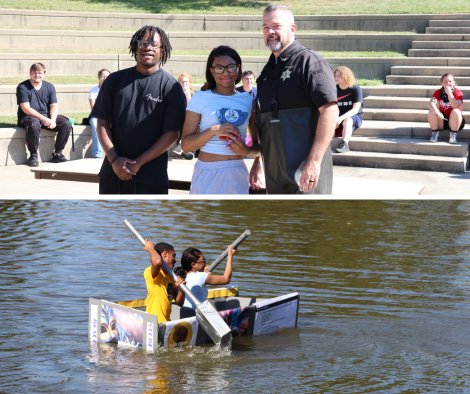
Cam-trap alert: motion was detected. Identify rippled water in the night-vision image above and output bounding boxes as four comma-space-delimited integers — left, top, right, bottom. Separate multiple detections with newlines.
1, 200, 470, 393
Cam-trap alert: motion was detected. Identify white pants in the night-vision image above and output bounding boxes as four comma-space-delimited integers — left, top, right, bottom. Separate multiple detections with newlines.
189, 159, 249, 195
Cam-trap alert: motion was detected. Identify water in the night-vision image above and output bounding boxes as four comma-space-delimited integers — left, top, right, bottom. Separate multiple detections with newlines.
1, 200, 470, 393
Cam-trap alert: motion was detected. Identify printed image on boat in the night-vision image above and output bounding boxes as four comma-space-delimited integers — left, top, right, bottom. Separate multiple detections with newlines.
100, 304, 143, 348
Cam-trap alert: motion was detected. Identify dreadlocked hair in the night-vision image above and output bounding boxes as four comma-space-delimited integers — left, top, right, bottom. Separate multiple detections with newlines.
173, 266, 187, 279
128, 25, 172, 66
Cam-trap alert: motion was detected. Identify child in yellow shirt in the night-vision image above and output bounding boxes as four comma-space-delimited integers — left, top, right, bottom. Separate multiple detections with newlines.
143, 240, 186, 323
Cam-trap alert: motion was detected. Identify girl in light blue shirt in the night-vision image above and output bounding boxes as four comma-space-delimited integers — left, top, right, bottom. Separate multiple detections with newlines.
181, 246, 236, 309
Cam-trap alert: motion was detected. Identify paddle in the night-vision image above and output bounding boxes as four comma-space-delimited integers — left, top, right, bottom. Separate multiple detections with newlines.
123, 219, 232, 348
207, 230, 251, 273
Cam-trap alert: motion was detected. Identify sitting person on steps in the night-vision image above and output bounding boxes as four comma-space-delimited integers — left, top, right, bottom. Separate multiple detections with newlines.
333, 66, 363, 154
17, 62, 72, 167
428, 73, 465, 144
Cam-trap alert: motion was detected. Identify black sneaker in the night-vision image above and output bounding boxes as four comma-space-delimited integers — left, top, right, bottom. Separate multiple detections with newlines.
26, 154, 39, 167
51, 153, 68, 163
181, 151, 195, 160
335, 141, 350, 153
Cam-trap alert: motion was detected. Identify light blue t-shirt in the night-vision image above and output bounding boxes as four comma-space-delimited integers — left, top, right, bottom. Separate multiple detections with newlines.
182, 271, 209, 309
186, 90, 253, 155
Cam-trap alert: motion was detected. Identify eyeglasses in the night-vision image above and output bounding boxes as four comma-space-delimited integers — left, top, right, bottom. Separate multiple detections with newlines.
211, 64, 238, 74
137, 40, 161, 49
196, 258, 207, 265
99, 75, 108, 80
180, 80, 190, 84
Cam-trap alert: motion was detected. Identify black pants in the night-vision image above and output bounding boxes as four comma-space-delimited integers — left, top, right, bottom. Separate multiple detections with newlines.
99, 178, 169, 195
18, 115, 71, 155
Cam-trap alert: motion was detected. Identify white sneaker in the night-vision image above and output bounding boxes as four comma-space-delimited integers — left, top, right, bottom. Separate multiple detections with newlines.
430, 131, 439, 142
172, 143, 182, 155
449, 132, 457, 144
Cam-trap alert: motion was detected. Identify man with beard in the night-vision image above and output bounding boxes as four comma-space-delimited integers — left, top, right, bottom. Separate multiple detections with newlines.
143, 241, 186, 323
91, 25, 186, 194
250, 5, 338, 194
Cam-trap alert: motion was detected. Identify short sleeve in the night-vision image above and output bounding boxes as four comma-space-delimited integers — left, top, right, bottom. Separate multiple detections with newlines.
162, 81, 186, 133
353, 85, 363, 103
304, 58, 337, 109
432, 90, 440, 100
88, 87, 99, 100
90, 77, 114, 122
186, 91, 204, 114
16, 84, 29, 105
48, 84, 57, 105
455, 89, 464, 101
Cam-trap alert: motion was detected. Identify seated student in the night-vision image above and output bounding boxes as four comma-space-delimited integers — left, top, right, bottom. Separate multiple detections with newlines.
88, 69, 110, 158
333, 66, 363, 154
236, 70, 257, 101
173, 73, 196, 160
143, 240, 186, 323
178, 72, 195, 105
429, 73, 465, 144
180, 246, 236, 309
17, 62, 72, 167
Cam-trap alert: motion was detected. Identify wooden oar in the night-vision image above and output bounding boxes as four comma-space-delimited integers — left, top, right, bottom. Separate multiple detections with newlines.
207, 230, 251, 272
123, 219, 232, 348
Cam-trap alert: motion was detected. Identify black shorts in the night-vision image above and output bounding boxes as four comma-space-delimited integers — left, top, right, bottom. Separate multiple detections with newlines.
443, 115, 466, 131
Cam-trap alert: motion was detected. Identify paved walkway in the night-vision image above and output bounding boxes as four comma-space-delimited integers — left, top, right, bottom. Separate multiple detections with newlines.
1, 157, 469, 196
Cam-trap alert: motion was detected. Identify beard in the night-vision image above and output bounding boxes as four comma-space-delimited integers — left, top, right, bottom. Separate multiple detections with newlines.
266, 34, 283, 52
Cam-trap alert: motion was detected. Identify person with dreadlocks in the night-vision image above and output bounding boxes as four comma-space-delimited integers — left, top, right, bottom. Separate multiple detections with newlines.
90, 25, 186, 194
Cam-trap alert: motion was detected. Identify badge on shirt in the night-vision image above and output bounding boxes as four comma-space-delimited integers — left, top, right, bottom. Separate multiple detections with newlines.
216, 108, 248, 126
281, 69, 292, 81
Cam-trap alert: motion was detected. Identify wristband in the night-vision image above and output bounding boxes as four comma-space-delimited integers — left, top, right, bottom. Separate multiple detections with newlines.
110, 155, 119, 165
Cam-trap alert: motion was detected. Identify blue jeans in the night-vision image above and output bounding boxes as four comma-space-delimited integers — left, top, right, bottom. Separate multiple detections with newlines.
89, 116, 102, 158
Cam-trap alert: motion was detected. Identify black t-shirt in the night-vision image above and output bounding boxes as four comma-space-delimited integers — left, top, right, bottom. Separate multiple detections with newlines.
16, 80, 57, 118
258, 40, 337, 114
90, 66, 186, 186
337, 84, 363, 116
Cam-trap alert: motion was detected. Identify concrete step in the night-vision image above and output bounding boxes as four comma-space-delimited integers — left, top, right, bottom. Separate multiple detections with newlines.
332, 136, 469, 158
412, 41, 470, 50
355, 120, 470, 140
332, 150, 467, 172
363, 95, 470, 111
386, 75, 470, 85
429, 20, 470, 28
390, 66, 470, 76
363, 108, 470, 123
362, 84, 470, 97
409, 49, 470, 57
426, 27, 470, 34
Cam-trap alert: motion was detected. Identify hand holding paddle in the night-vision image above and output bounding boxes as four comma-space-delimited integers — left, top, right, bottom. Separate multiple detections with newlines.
208, 230, 250, 273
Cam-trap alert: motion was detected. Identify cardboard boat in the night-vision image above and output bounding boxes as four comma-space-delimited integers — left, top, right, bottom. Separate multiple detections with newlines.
88, 287, 299, 351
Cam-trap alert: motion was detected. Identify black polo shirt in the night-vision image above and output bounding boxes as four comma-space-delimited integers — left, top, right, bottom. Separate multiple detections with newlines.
258, 40, 337, 114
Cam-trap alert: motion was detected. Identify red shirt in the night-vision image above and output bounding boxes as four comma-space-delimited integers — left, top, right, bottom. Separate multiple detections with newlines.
432, 88, 463, 118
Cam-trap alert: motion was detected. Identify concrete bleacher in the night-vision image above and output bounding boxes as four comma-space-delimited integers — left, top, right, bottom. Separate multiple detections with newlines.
337, 19, 470, 172
1, 9, 469, 172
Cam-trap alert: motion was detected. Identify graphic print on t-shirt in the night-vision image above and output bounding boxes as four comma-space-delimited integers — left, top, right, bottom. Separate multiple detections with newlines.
336, 85, 363, 116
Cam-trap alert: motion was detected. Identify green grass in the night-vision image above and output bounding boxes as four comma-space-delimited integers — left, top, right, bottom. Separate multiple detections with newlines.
0, 25, 416, 34
173, 50, 406, 57
356, 79, 384, 86
0, 47, 406, 58
0, 75, 100, 85
0, 0, 468, 14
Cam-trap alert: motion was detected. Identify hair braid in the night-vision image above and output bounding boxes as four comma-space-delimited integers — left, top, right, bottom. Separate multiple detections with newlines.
129, 25, 172, 66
